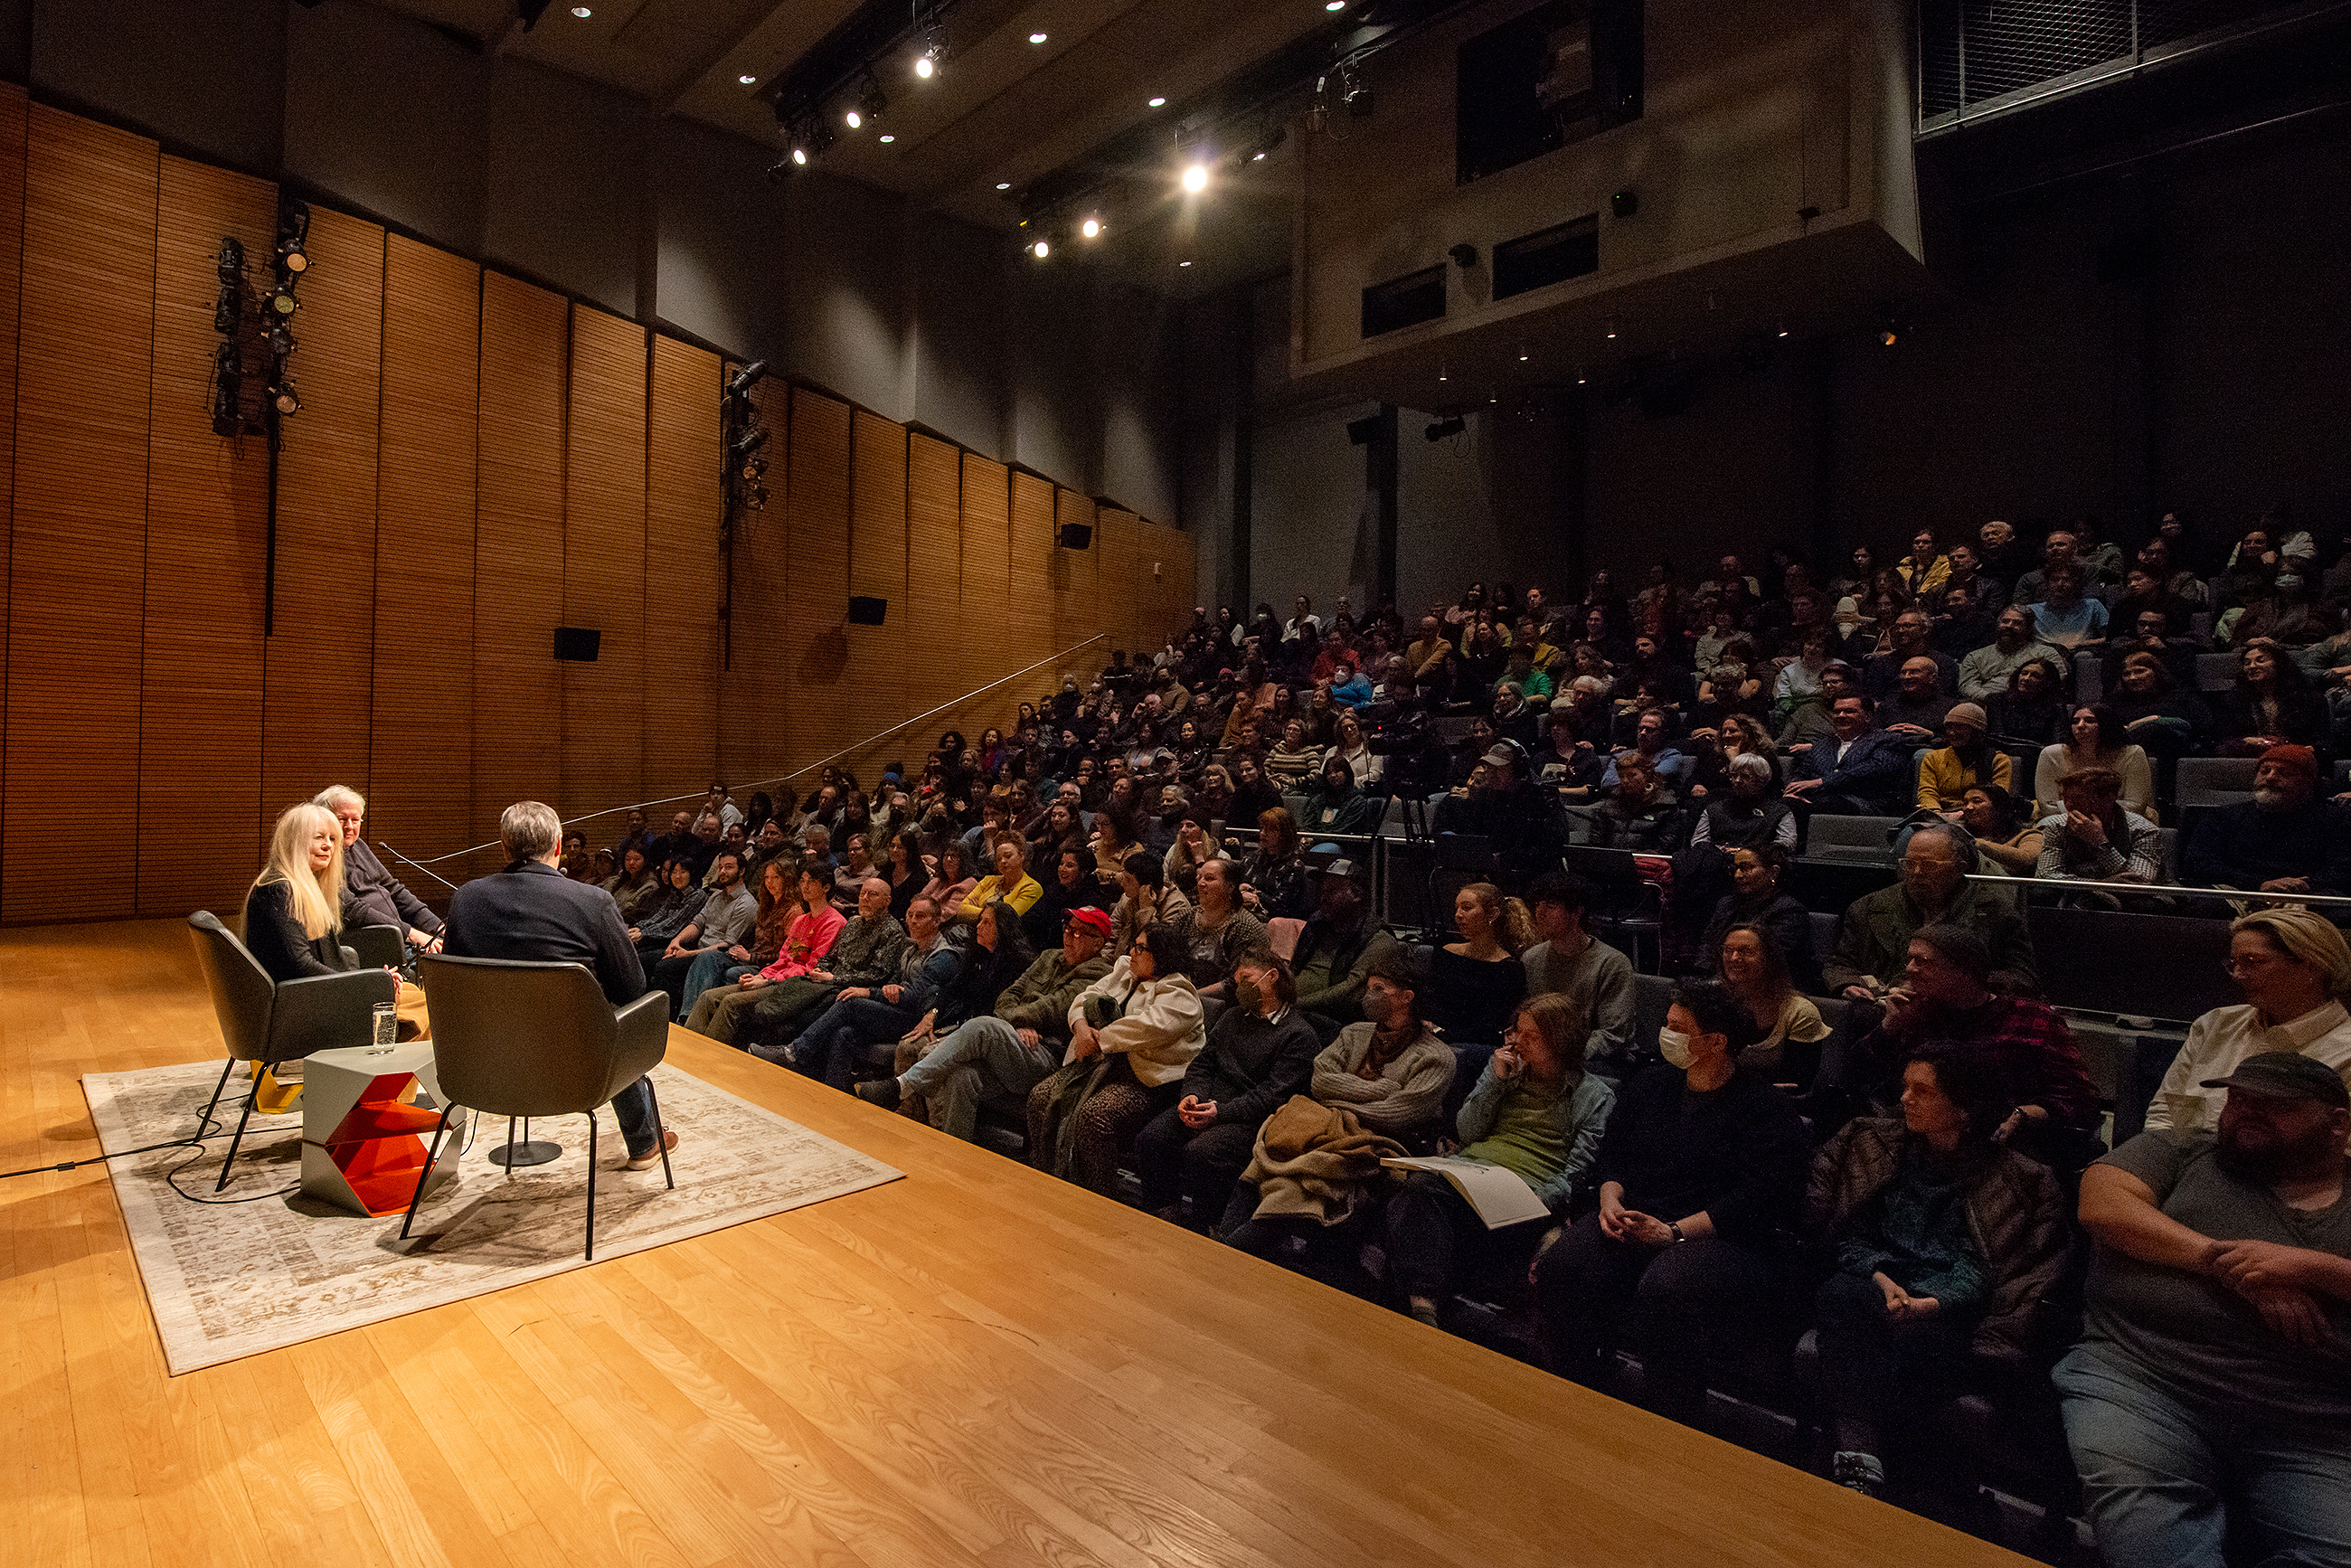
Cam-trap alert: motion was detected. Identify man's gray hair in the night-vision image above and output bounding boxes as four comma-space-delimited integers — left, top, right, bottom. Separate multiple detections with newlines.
500, 800, 563, 862
315, 784, 366, 815
1726, 752, 1772, 781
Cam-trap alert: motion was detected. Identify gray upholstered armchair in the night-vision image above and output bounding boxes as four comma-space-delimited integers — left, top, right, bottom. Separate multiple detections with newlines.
185, 911, 399, 1191
401, 955, 674, 1260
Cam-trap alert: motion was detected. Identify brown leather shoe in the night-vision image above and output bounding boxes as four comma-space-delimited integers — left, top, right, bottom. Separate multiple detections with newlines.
621, 1128, 678, 1171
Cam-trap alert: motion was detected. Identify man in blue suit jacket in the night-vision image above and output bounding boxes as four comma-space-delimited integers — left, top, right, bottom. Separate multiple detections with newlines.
1783, 694, 1911, 817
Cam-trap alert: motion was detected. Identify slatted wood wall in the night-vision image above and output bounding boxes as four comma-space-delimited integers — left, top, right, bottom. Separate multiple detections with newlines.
781, 389, 851, 781
471, 271, 566, 870
643, 337, 720, 817
956, 454, 1010, 752
136, 156, 277, 917
373, 238, 481, 884
3, 108, 158, 924
560, 306, 647, 843
904, 432, 962, 757
0, 86, 25, 873
262, 205, 384, 828
1052, 490, 1100, 694
0, 97, 1194, 922
847, 410, 908, 790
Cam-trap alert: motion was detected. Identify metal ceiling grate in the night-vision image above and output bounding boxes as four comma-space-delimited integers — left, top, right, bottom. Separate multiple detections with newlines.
1917, 0, 2321, 129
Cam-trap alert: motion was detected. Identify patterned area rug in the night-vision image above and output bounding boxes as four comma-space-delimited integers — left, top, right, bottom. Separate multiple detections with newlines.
82, 1059, 902, 1375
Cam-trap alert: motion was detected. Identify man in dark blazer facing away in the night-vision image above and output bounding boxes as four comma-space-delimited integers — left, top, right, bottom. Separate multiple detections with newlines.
443, 799, 681, 1171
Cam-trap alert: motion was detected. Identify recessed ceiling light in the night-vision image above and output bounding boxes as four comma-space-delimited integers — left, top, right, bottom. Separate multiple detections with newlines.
1326, 1, 1345, 10
1177, 259, 1192, 267
1081, 217, 1100, 239
879, 134, 894, 143
738, 74, 757, 85
570, 5, 590, 14
1029, 32, 1048, 43
996, 181, 1011, 190
1148, 97, 1166, 109
845, 108, 862, 128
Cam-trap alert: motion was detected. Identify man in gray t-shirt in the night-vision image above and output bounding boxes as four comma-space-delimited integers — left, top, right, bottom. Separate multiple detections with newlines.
2055, 1053, 2351, 1568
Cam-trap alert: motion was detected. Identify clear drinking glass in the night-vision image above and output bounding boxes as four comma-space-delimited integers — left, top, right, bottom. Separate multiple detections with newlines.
371, 1001, 399, 1053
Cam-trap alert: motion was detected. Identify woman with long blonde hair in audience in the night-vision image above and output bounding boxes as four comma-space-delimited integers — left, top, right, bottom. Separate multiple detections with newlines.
1424, 882, 1531, 1050
243, 801, 358, 983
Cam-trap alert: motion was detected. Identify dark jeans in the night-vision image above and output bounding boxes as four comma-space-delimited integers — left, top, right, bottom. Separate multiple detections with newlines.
1221, 1181, 1379, 1293
648, 951, 704, 1015
609, 1076, 660, 1157
1132, 1110, 1256, 1219
1813, 1270, 1976, 1457
1534, 1210, 1779, 1423
798, 995, 928, 1090
1383, 1169, 1548, 1302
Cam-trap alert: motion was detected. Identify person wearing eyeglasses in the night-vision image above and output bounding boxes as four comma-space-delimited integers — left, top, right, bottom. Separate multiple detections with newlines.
2144, 907, 2351, 1138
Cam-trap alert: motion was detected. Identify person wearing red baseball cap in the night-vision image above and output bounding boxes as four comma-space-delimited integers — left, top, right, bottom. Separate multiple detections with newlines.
857, 905, 1115, 1143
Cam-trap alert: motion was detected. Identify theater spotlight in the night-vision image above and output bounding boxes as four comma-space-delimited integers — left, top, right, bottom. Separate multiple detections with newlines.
845, 106, 862, 129
267, 285, 298, 318
212, 342, 242, 437
266, 318, 296, 357
216, 236, 245, 288
1879, 318, 1901, 346
1081, 216, 1101, 240
1033, 237, 1050, 260
269, 375, 300, 416
1425, 416, 1466, 441
214, 289, 240, 335
729, 360, 769, 398
1181, 162, 1208, 194
732, 426, 769, 459
277, 201, 310, 275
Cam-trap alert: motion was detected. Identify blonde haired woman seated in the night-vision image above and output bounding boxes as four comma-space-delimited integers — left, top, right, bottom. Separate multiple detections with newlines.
244, 802, 361, 984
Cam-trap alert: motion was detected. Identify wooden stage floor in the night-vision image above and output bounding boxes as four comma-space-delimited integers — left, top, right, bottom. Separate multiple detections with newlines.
0, 919, 2030, 1567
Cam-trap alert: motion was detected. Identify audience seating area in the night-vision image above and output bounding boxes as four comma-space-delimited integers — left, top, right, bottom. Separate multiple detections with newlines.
582, 522, 2351, 1564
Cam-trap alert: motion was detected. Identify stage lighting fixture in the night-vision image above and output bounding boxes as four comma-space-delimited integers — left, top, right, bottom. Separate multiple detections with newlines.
730, 360, 769, 398
1308, 76, 1330, 134
1327, 1, 1345, 9
270, 376, 300, 416
859, 73, 887, 122
1605, 318, 1618, 339
1343, 72, 1372, 118
1148, 96, 1166, 109
214, 292, 239, 335
1081, 216, 1101, 240
879, 134, 895, 144
267, 319, 296, 357
1880, 320, 1901, 346
277, 201, 310, 274
741, 453, 767, 482
268, 286, 298, 318
1425, 416, 1465, 441
570, 5, 590, 16
732, 426, 770, 459
216, 236, 244, 288
792, 145, 808, 165
1033, 238, 1050, 260
1777, 320, 1790, 338
996, 181, 1011, 190
212, 343, 242, 436
1029, 32, 1047, 43
1518, 347, 1529, 361
740, 73, 757, 85
1182, 162, 1208, 194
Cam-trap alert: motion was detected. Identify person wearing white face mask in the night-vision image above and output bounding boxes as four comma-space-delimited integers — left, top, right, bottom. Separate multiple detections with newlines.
1533, 980, 1811, 1427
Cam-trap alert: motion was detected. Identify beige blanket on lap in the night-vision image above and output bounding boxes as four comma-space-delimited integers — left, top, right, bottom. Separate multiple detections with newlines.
1242, 1095, 1405, 1226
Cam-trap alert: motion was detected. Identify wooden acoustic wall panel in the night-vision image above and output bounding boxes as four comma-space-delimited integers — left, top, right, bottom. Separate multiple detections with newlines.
371, 237, 478, 885
0, 86, 24, 855
136, 156, 276, 918
1095, 507, 1139, 674
470, 271, 566, 867
3, 108, 157, 923
1139, 518, 1192, 659
560, 306, 647, 839
846, 410, 907, 788
1051, 490, 1099, 694
781, 389, 850, 789
263, 206, 383, 833
957, 453, 1009, 749
642, 335, 720, 816
904, 433, 960, 754
1007, 470, 1055, 722
717, 374, 788, 790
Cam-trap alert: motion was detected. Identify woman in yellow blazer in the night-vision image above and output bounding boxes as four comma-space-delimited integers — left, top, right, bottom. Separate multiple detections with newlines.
954, 836, 1044, 926
1916, 702, 2014, 813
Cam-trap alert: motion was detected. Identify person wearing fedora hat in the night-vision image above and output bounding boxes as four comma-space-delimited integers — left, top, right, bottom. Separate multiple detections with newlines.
2061, 1049, 2351, 1568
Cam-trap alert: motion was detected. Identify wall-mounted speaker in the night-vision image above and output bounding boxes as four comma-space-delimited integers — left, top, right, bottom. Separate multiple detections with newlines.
1056, 522, 1094, 550
552, 627, 601, 661
847, 596, 889, 626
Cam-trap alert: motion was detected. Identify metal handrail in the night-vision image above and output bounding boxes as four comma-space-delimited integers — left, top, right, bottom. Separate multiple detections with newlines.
373, 634, 1109, 874
1965, 872, 2351, 909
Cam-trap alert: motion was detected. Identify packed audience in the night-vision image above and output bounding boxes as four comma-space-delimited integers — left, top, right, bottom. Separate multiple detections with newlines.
246, 507, 2351, 1567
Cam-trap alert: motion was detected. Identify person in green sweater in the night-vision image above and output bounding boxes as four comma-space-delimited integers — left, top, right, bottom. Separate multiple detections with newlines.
1384, 992, 1615, 1329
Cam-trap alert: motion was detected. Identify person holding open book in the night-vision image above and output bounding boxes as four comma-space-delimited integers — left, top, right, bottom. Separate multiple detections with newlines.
1531, 980, 1810, 1427
1383, 993, 1614, 1331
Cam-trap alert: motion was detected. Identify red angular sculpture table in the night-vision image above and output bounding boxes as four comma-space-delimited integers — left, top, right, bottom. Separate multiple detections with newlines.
299, 1042, 467, 1217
